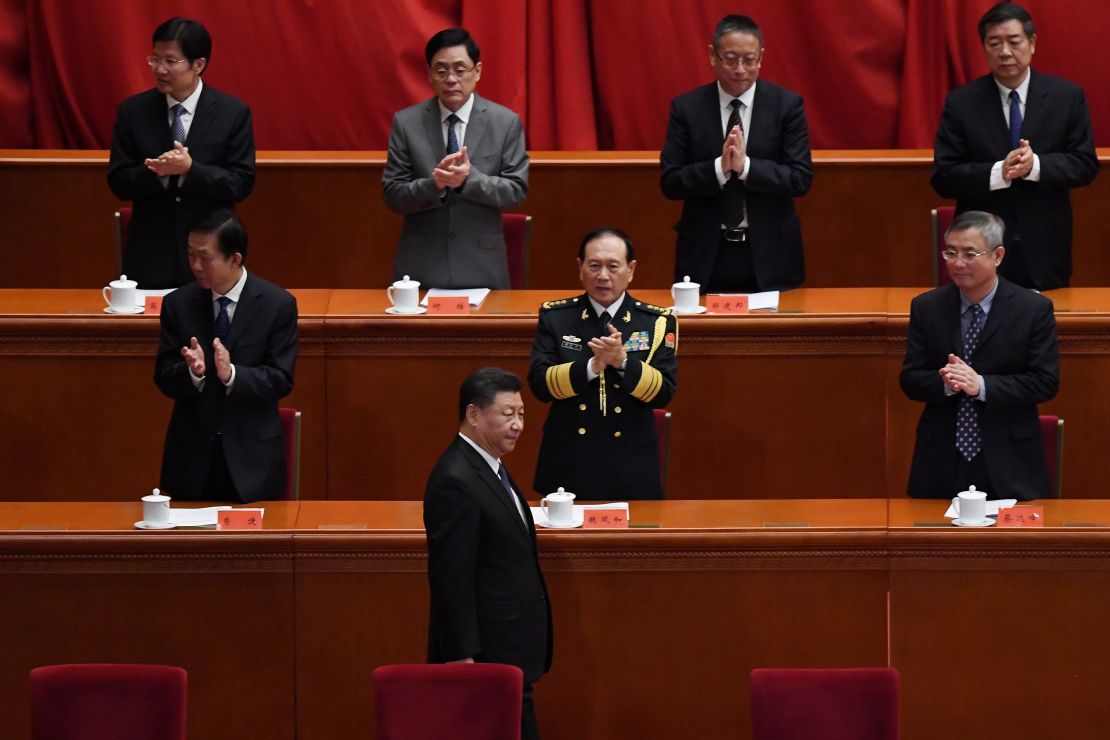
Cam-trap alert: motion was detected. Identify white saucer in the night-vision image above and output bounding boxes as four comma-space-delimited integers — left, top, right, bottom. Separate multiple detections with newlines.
537, 512, 585, 529
134, 520, 176, 530
385, 306, 427, 315
952, 517, 995, 528
667, 305, 707, 315
104, 305, 145, 315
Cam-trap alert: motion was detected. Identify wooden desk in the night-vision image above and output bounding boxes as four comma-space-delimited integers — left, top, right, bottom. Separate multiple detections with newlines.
1, 288, 1108, 502
4, 149, 1109, 290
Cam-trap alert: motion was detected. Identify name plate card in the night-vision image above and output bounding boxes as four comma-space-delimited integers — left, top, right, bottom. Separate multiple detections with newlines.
706, 294, 749, 314
427, 296, 470, 315
997, 505, 1045, 527
583, 506, 629, 529
144, 296, 164, 314
217, 508, 264, 530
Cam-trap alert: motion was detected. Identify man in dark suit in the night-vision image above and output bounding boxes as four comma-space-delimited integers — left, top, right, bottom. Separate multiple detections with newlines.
155, 210, 297, 503
109, 17, 255, 289
529, 227, 677, 500
932, 2, 1097, 291
661, 14, 813, 293
901, 211, 1058, 500
424, 367, 551, 740
383, 28, 528, 289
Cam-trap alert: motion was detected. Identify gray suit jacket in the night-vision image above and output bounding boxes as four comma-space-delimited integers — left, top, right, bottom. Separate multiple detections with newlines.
383, 93, 528, 289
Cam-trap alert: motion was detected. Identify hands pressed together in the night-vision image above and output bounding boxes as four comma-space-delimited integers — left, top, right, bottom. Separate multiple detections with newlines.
1003, 138, 1034, 182
940, 353, 981, 397
720, 124, 747, 176
588, 324, 627, 375
145, 140, 192, 177
434, 145, 471, 189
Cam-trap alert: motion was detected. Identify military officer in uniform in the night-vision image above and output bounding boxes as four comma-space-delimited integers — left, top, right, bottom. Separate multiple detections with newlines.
529, 227, 678, 500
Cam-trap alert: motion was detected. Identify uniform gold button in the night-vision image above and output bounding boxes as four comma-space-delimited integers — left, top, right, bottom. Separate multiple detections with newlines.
579, 403, 587, 411
578, 428, 586, 435
614, 431, 622, 438
614, 406, 622, 414
613, 383, 621, 389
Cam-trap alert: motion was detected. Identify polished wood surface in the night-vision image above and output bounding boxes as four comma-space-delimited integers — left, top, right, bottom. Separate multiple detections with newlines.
3, 499, 1109, 739
3, 288, 1110, 502
4, 149, 1110, 291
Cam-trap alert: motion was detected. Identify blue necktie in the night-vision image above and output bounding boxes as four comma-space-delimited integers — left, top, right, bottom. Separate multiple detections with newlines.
171, 103, 187, 145
446, 113, 460, 155
215, 296, 232, 342
956, 304, 983, 461
1008, 90, 1022, 150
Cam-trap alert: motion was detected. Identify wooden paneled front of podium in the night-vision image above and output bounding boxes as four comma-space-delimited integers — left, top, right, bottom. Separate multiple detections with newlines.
2, 500, 1109, 740
3, 288, 1110, 502
3, 150, 1109, 290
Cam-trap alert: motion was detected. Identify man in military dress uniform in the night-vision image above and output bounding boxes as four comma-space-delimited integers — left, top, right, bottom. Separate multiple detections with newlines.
529, 227, 678, 500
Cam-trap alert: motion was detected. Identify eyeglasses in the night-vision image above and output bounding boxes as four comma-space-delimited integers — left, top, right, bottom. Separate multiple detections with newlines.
941, 246, 1000, 262
147, 55, 192, 69
714, 51, 762, 69
430, 63, 478, 80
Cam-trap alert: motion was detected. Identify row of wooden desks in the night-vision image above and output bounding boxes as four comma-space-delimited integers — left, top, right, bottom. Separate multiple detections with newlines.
3, 287, 1110, 502
2, 499, 1108, 740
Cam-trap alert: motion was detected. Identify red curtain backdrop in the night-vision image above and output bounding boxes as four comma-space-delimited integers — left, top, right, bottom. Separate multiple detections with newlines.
0, 0, 1106, 150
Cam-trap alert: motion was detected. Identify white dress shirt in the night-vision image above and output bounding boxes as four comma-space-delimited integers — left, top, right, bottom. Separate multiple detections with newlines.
189, 267, 247, 393
990, 70, 1041, 190
457, 432, 527, 523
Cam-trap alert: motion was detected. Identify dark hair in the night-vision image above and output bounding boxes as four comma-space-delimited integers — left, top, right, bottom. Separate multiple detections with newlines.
153, 18, 212, 69
577, 226, 635, 263
188, 209, 247, 261
458, 367, 521, 421
425, 28, 480, 66
978, 3, 1034, 42
713, 15, 763, 48
946, 210, 1005, 248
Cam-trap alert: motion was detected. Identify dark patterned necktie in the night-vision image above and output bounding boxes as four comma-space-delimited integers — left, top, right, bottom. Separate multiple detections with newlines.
215, 296, 232, 342
446, 113, 460, 154
498, 465, 524, 524
723, 98, 746, 231
956, 304, 983, 460
171, 103, 187, 144
1008, 90, 1022, 150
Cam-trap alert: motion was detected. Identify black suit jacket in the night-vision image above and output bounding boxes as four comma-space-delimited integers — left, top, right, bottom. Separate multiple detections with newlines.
154, 273, 297, 503
931, 71, 1098, 290
424, 436, 552, 684
899, 278, 1059, 500
108, 84, 255, 288
660, 81, 813, 291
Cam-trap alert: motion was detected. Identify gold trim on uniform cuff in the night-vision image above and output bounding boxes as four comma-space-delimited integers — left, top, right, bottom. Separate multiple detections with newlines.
545, 362, 575, 400
631, 364, 663, 403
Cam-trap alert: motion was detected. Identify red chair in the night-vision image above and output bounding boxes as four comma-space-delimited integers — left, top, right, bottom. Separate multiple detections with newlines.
750, 668, 900, 740
1040, 415, 1064, 498
30, 663, 187, 740
501, 213, 532, 289
373, 663, 523, 740
114, 207, 133, 274
930, 205, 955, 286
654, 409, 672, 496
278, 408, 302, 501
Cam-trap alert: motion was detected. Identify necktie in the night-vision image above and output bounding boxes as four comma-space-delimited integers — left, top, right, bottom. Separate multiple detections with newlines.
723, 99, 746, 232
956, 304, 983, 461
498, 465, 524, 523
446, 113, 460, 155
171, 103, 187, 145
599, 311, 613, 332
215, 296, 232, 342
1008, 90, 1022, 150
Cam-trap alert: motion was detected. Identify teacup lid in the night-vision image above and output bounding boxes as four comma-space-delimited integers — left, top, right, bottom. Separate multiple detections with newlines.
142, 487, 170, 502
393, 274, 420, 289
110, 274, 137, 289
958, 484, 986, 497
673, 274, 699, 288
549, 486, 574, 498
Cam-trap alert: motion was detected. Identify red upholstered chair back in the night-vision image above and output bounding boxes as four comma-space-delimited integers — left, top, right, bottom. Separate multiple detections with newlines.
931, 206, 955, 286
750, 668, 900, 740
1039, 415, 1063, 498
501, 213, 532, 289
373, 663, 523, 740
30, 663, 187, 740
653, 409, 672, 496
114, 207, 133, 275
278, 408, 302, 500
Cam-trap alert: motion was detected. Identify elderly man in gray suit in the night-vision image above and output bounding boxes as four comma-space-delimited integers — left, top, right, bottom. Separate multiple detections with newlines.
383, 28, 529, 290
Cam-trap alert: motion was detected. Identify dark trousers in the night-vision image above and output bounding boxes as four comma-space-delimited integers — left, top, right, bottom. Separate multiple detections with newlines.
954, 451, 994, 497
202, 436, 242, 502
706, 232, 759, 293
522, 682, 539, 740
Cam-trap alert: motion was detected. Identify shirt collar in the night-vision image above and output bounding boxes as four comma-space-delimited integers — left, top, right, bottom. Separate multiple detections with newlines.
960, 276, 999, 313
439, 93, 475, 125
167, 77, 203, 113
995, 69, 1031, 105
588, 292, 626, 319
457, 432, 500, 475
717, 81, 756, 112
213, 267, 248, 304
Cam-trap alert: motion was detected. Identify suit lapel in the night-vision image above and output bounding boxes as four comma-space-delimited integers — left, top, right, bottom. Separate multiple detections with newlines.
974, 278, 1012, 351
423, 99, 446, 159
463, 94, 489, 156
184, 85, 216, 148
457, 438, 532, 540
1018, 70, 1048, 143
944, 284, 965, 356
976, 76, 1012, 156
225, 273, 258, 349
147, 90, 175, 151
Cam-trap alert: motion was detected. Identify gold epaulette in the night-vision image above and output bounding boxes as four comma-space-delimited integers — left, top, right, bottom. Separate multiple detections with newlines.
632, 301, 672, 316
540, 296, 582, 311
